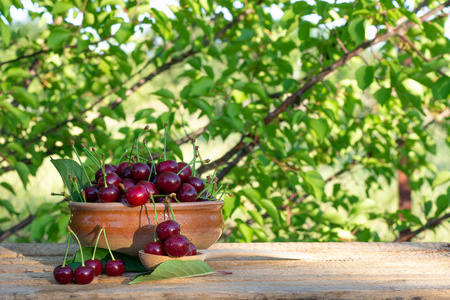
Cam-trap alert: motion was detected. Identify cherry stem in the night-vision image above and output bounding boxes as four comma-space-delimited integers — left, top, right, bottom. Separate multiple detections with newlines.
68, 228, 85, 267
176, 157, 195, 175
143, 141, 156, 180
93, 150, 108, 188
192, 141, 197, 177
92, 228, 104, 260
149, 194, 158, 242
62, 232, 71, 268
102, 229, 116, 261
117, 149, 128, 165
69, 175, 84, 202
82, 146, 101, 169
72, 143, 92, 187
163, 123, 168, 161
165, 201, 177, 223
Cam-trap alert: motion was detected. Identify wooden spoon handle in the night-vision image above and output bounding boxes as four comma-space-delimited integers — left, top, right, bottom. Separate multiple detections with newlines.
203, 249, 312, 260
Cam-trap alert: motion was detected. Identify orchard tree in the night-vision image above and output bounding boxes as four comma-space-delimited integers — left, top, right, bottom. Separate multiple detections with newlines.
0, 0, 449, 243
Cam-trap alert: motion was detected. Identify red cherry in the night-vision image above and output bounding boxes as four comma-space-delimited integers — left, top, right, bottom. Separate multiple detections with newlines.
185, 177, 205, 194
177, 162, 192, 182
156, 160, 178, 175
136, 180, 159, 196
95, 164, 117, 182
83, 185, 98, 202
130, 162, 151, 181
73, 265, 95, 284
126, 185, 149, 206
164, 234, 190, 257
118, 161, 133, 174
156, 220, 181, 241
98, 185, 120, 203
85, 259, 103, 276
105, 259, 125, 276
53, 265, 73, 284
144, 240, 165, 256
97, 172, 121, 188
186, 243, 197, 256
176, 183, 198, 202
155, 172, 181, 193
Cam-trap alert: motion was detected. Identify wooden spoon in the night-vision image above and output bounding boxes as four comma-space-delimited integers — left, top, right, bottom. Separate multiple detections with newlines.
139, 249, 312, 270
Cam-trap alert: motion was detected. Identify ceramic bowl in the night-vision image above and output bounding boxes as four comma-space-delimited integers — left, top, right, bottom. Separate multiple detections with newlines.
68, 201, 224, 257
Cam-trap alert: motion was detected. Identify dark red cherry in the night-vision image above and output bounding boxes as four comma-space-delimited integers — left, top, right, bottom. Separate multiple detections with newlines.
153, 196, 175, 203
73, 265, 95, 284
136, 180, 159, 196
144, 240, 165, 256
126, 185, 149, 206
118, 194, 127, 203
176, 183, 198, 202
83, 185, 98, 202
164, 234, 190, 257
97, 172, 121, 188
155, 172, 181, 193
120, 178, 135, 193
105, 259, 125, 276
156, 220, 181, 242
95, 164, 117, 182
53, 265, 73, 284
120, 166, 133, 178
156, 160, 178, 175
186, 243, 197, 256
185, 177, 205, 194
118, 161, 133, 174
85, 259, 103, 276
177, 162, 192, 182
98, 185, 119, 203
130, 162, 151, 181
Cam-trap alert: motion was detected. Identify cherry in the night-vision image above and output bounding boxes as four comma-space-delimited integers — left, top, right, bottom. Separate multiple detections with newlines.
136, 180, 159, 196
176, 183, 198, 202
53, 265, 73, 284
97, 172, 121, 188
83, 185, 98, 202
120, 178, 136, 192
156, 159, 179, 175
186, 243, 197, 256
95, 164, 117, 182
156, 220, 181, 242
117, 161, 133, 174
126, 185, 149, 206
164, 234, 190, 257
85, 259, 103, 276
185, 177, 205, 194
98, 185, 120, 203
198, 191, 215, 201
144, 240, 165, 256
120, 165, 133, 178
73, 265, 95, 284
177, 162, 192, 182
154, 196, 175, 203
155, 171, 181, 193
130, 162, 151, 181
105, 259, 125, 276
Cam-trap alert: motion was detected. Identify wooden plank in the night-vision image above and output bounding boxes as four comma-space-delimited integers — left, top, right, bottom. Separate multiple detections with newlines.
0, 242, 448, 299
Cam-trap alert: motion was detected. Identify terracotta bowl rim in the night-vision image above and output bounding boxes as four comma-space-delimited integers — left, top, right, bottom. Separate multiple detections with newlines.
68, 200, 224, 211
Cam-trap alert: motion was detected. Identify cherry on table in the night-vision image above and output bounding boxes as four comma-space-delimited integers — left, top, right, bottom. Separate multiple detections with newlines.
156, 220, 181, 242
131, 162, 151, 182
98, 185, 120, 203
156, 160, 178, 175
185, 177, 205, 194
126, 185, 149, 206
186, 242, 197, 256
144, 240, 165, 256
53, 265, 73, 284
177, 162, 192, 182
73, 265, 95, 284
85, 259, 103, 276
176, 183, 198, 202
164, 234, 190, 257
155, 171, 181, 193
105, 259, 125, 276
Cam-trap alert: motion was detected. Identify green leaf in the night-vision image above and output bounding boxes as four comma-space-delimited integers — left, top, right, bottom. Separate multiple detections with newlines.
30, 214, 54, 241
69, 247, 146, 272
129, 260, 214, 284
309, 118, 329, 143
432, 171, 450, 188
431, 76, 450, 100
15, 161, 29, 189
261, 200, 280, 227
52, 1, 73, 15
10, 87, 38, 108
355, 66, 375, 90
374, 87, 391, 106
237, 222, 253, 242
134, 108, 155, 122
0, 18, 11, 46
0, 182, 15, 195
399, 9, 422, 28
236, 28, 254, 42
348, 17, 365, 45
115, 23, 134, 44
1, 102, 31, 127
239, 188, 262, 206
153, 88, 175, 99
50, 158, 91, 202
303, 170, 325, 200
47, 27, 71, 49
6, 67, 30, 79
322, 210, 346, 225
0, 199, 18, 215
189, 77, 214, 97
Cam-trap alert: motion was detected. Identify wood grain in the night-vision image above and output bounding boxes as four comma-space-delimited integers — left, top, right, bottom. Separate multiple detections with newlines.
0, 242, 449, 299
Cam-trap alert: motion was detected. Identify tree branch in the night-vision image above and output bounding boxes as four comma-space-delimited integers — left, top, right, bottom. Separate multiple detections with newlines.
395, 212, 450, 242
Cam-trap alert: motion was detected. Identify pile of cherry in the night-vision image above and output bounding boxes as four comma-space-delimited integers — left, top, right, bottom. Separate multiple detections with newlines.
144, 219, 196, 257
82, 158, 212, 205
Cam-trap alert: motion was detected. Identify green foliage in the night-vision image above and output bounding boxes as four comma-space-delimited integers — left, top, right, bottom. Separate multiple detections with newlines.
0, 0, 449, 244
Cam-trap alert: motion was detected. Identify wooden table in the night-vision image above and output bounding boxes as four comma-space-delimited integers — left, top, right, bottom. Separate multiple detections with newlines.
0, 242, 449, 299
